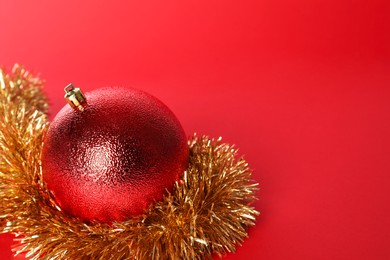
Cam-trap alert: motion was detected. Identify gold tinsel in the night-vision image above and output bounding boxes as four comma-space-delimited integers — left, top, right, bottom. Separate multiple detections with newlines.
0, 65, 259, 259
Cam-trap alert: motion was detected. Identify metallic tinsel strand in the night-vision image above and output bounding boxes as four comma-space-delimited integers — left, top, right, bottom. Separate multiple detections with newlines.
0, 65, 259, 259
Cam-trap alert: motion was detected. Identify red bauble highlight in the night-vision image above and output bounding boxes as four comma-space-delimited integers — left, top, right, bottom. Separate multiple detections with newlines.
41, 87, 189, 223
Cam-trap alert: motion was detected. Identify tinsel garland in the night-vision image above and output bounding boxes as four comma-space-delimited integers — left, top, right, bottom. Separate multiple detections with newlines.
0, 65, 259, 259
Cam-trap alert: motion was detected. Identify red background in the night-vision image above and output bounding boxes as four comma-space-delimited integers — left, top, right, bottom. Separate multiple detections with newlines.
1, 0, 389, 259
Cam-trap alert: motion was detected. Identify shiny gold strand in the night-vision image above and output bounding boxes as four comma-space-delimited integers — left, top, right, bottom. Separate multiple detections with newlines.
0, 65, 259, 259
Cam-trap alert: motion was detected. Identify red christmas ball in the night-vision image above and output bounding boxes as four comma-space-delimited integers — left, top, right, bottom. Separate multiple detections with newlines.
41, 87, 189, 223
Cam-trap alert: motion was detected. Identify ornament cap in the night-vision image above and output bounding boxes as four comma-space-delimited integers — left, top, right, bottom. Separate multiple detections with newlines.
64, 84, 87, 111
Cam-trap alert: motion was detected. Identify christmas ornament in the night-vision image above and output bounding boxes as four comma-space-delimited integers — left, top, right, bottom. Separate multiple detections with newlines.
42, 85, 189, 223
0, 65, 259, 259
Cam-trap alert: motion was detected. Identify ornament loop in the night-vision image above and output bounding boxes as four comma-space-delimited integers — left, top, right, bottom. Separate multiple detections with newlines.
64, 84, 87, 111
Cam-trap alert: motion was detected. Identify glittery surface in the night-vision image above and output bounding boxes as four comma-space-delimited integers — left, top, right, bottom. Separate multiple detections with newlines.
41, 87, 189, 223
1, 66, 258, 259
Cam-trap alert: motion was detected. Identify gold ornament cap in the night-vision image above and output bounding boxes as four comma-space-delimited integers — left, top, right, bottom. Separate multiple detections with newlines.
64, 84, 87, 111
